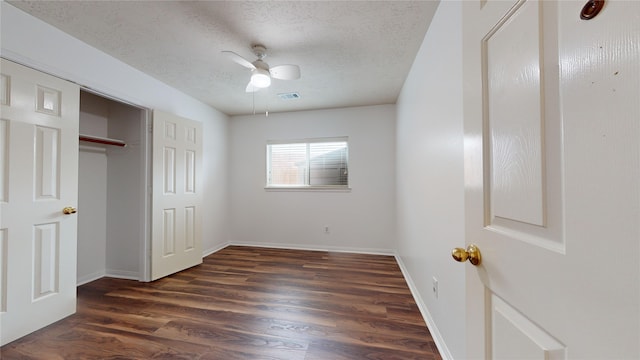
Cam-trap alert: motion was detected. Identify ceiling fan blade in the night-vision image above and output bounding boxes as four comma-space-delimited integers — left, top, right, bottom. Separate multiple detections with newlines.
222, 51, 256, 70
269, 64, 300, 80
245, 81, 259, 93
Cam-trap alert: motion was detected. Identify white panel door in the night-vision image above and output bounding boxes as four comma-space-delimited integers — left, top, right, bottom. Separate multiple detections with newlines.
151, 110, 202, 280
462, 0, 639, 358
0, 59, 79, 346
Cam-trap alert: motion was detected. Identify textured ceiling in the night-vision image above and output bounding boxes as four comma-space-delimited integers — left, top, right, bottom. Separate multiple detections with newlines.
8, 1, 439, 116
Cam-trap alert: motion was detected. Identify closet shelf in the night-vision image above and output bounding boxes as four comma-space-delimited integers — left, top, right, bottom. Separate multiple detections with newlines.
79, 134, 126, 147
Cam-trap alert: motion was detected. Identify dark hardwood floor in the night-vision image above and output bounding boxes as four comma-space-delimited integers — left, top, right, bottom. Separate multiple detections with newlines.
1, 246, 442, 359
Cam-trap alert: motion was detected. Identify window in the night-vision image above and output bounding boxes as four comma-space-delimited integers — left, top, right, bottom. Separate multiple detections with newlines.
266, 137, 349, 189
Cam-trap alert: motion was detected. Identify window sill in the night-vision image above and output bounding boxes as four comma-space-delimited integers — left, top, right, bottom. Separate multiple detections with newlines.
265, 186, 351, 192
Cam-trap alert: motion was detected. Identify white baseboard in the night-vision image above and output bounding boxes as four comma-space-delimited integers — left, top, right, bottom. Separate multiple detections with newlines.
77, 270, 106, 286
394, 254, 452, 360
105, 269, 140, 281
203, 242, 230, 257
229, 241, 395, 256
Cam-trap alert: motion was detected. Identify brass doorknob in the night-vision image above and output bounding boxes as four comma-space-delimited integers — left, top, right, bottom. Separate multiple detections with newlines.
62, 206, 77, 215
452, 244, 482, 266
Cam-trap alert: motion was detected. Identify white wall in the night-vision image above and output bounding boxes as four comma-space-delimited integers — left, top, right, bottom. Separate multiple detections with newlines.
77, 94, 109, 284
105, 100, 145, 278
395, 2, 465, 359
1, 2, 230, 257
229, 105, 396, 254
201, 115, 229, 255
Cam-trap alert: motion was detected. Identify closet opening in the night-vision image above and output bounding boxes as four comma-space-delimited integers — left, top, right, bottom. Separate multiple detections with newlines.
77, 89, 152, 285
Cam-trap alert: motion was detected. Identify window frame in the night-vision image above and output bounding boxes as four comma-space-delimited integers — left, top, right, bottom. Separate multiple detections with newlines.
265, 137, 350, 191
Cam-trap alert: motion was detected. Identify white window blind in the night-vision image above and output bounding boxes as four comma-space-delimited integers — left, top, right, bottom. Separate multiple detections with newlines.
267, 138, 349, 188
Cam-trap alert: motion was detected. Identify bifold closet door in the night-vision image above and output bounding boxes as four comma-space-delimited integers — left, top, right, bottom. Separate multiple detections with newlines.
0, 59, 79, 346
151, 110, 203, 280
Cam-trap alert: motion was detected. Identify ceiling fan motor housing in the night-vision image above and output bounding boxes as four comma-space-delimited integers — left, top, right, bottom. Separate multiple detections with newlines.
252, 59, 269, 70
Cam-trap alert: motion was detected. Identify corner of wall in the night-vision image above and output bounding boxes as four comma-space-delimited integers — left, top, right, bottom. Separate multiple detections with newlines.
202, 242, 230, 258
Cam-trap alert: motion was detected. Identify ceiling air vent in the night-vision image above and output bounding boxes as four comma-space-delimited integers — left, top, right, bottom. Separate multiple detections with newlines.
277, 92, 300, 100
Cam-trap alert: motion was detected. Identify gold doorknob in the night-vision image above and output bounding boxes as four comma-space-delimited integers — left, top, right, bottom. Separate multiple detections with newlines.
62, 206, 77, 215
452, 244, 481, 266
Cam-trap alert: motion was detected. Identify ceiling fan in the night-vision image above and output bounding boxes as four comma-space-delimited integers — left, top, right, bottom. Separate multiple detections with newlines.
222, 44, 301, 93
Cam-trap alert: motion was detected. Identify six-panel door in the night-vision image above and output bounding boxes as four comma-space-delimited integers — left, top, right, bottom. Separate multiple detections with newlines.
0, 59, 80, 346
463, 1, 639, 358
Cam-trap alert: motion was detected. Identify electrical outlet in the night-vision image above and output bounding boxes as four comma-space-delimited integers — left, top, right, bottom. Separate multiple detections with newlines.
324, 226, 330, 234
432, 277, 439, 299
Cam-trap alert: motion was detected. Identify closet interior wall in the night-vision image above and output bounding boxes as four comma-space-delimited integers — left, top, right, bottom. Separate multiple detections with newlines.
77, 90, 148, 285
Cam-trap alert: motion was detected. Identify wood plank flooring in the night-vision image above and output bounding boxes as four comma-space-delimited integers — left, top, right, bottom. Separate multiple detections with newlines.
1, 246, 442, 359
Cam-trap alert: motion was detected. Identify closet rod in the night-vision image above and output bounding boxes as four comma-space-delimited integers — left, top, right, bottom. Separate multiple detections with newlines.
79, 134, 126, 147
